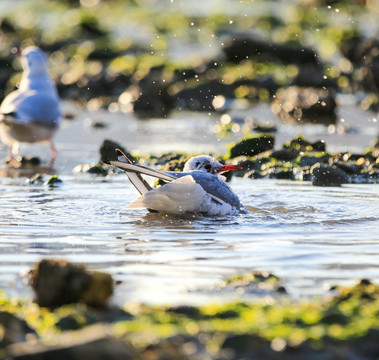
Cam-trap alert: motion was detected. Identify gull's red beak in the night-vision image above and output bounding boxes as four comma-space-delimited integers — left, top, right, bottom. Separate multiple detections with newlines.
215, 164, 243, 173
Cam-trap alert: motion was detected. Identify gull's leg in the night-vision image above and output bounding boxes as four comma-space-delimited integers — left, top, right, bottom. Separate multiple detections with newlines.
49, 140, 57, 165
5, 143, 17, 163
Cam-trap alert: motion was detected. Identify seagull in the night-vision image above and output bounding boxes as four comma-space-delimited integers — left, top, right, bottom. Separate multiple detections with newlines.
109, 150, 247, 216
0, 46, 62, 164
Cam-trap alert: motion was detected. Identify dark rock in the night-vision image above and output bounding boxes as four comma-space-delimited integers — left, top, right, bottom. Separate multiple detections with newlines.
321, 311, 349, 325
27, 173, 45, 185
234, 159, 260, 173
166, 305, 202, 319
29, 259, 113, 308
229, 135, 274, 158
357, 38, 379, 98
221, 34, 321, 65
44, 175, 63, 187
0, 312, 38, 347
311, 164, 349, 186
87, 163, 109, 176
17, 156, 41, 166
174, 77, 278, 112
333, 161, 363, 175
271, 150, 298, 161
283, 136, 312, 152
6, 323, 136, 360
311, 140, 327, 152
297, 154, 329, 167
272, 169, 296, 180
272, 86, 337, 124
131, 65, 175, 118
292, 65, 338, 89
99, 139, 135, 163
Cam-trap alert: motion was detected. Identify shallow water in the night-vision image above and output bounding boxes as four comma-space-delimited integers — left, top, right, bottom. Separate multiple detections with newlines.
0, 103, 378, 305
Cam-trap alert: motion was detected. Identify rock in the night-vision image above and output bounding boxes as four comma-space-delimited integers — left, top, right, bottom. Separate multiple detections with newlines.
271, 150, 298, 161
166, 306, 202, 319
297, 154, 329, 167
79, 271, 114, 308
292, 65, 338, 89
357, 38, 379, 99
221, 34, 321, 65
272, 86, 337, 124
131, 65, 175, 118
99, 139, 135, 163
26, 173, 45, 185
174, 78, 278, 112
229, 135, 274, 158
87, 163, 109, 176
311, 164, 348, 186
282, 136, 327, 153
333, 161, 363, 175
0, 312, 38, 347
29, 259, 114, 308
44, 175, 63, 187
6, 323, 136, 360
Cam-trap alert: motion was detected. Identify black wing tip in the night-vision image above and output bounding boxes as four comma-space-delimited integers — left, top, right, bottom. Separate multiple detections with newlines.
115, 148, 135, 164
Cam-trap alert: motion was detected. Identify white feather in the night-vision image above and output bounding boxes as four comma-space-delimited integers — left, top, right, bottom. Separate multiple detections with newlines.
125, 175, 239, 216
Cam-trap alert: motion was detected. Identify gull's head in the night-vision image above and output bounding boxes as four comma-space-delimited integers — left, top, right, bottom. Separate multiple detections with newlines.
183, 155, 242, 174
21, 47, 48, 77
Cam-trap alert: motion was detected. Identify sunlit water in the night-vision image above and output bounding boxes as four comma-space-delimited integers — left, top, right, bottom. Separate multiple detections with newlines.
0, 103, 378, 305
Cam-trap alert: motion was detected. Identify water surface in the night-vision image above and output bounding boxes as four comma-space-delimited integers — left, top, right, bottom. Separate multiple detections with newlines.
0, 103, 378, 305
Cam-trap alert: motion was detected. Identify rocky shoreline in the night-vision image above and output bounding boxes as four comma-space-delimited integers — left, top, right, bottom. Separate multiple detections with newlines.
1, 1, 379, 123
68, 134, 379, 188
1, 260, 379, 360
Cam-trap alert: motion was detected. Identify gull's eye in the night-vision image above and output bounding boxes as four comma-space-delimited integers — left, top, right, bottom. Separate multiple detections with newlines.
204, 164, 212, 171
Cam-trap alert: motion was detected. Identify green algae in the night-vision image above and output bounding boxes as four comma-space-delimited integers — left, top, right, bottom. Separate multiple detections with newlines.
1, 280, 379, 353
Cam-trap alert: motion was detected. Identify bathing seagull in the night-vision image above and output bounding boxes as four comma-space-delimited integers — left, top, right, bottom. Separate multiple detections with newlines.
0, 46, 62, 164
109, 150, 247, 216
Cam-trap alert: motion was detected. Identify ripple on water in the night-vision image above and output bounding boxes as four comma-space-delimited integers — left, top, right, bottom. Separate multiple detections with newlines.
0, 175, 378, 304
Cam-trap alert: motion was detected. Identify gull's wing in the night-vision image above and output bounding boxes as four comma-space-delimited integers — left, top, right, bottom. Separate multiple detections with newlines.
109, 160, 177, 183
109, 151, 231, 210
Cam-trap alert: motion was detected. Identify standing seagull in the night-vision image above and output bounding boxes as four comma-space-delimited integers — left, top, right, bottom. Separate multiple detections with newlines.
0, 46, 62, 164
109, 150, 247, 216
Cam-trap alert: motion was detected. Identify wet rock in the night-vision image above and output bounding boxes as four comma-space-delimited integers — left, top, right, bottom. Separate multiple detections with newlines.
357, 38, 379, 98
271, 168, 296, 180
311, 164, 348, 186
221, 334, 275, 358
221, 34, 321, 65
0, 312, 38, 347
311, 140, 327, 152
271, 150, 298, 162
229, 135, 274, 158
73, 163, 110, 176
29, 259, 113, 308
99, 139, 135, 163
333, 161, 363, 175
87, 163, 109, 176
166, 305, 202, 319
131, 65, 175, 118
26, 173, 45, 185
6, 323, 136, 360
174, 77, 277, 112
297, 154, 329, 167
282, 136, 327, 153
292, 65, 338, 89
16, 156, 41, 166
272, 86, 337, 124
44, 175, 63, 187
